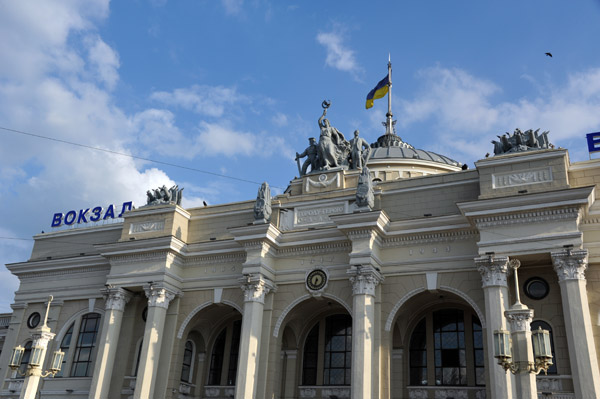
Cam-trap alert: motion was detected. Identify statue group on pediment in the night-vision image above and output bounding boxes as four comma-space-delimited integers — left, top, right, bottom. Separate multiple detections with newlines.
295, 101, 371, 176
146, 185, 184, 206
492, 128, 553, 156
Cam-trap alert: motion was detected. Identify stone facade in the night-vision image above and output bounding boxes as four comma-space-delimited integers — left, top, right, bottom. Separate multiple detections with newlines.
1, 148, 600, 398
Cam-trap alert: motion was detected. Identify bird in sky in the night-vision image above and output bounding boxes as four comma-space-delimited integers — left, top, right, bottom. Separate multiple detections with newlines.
545, 52, 553, 57
203, 201, 208, 207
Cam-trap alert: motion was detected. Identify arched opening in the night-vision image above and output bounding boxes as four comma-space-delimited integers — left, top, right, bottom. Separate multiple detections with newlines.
391, 291, 486, 399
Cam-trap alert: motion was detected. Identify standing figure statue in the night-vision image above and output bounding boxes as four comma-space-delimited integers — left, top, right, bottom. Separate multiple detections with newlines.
317, 102, 350, 170
355, 167, 374, 210
253, 182, 272, 223
349, 130, 371, 170
296, 137, 319, 176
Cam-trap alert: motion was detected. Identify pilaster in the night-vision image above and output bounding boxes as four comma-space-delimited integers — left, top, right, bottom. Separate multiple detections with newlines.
551, 249, 600, 399
348, 265, 383, 399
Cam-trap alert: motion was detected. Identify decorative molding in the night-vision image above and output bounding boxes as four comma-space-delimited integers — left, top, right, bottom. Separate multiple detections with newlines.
434, 389, 468, 399
322, 387, 350, 398
382, 230, 477, 247
475, 255, 510, 288
184, 252, 246, 266
474, 207, 580, 229
505, 308, 534, 331
144, 286, 178, 309
240, 274, 276, 304
102, 287, 132, 311
305, 173, 340, 191
299, 388, 316, 398
110, 251, 181, 266
177, 301, 212, 339
18, 264, 111, 280
408, 389, 428, 399
551, 249, 588, 282
348, 265, 383, 296
492, 167, 553, 189
385, 287, 427, 331
129, 220, 165, 234
276, 241, 351, 257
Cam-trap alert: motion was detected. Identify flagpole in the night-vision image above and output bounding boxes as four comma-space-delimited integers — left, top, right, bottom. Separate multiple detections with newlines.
386, 54, 393, 135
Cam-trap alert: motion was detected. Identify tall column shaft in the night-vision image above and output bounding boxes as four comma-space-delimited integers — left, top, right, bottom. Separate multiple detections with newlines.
505, 307, 537, 399
235, 275, 274, 399
475, 256, 514, 399
89, 288, 132, 399
552, 250, 600, 399
348, 265, 382, 399
282, 350, 297, 399
134, 286, 176, 399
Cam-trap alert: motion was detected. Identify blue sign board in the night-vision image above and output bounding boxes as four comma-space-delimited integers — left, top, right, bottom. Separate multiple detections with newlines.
586, 132, 600, 153
51, 201, 134, 227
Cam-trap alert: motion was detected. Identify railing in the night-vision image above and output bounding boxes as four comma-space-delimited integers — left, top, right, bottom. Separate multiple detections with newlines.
298, 386, 351, 398
407, 386, 486, 399
536, 374, 575, 398
204, 385, 235, 398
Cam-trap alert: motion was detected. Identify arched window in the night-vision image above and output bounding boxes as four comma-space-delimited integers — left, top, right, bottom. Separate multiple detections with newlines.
181, 340, 195, 383
301, 314, 352, 386
531, 320, 557, 374
55, 323, 74, 378
18, 341, 33, 375
408, 308, 484, 387
54, 312, 102, 378
207, 319, 241, 386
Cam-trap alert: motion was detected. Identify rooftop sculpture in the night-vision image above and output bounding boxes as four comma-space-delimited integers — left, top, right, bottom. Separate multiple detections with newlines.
492, 128, 553, 156
253, 182, 272, 223
146, 185, 183, 206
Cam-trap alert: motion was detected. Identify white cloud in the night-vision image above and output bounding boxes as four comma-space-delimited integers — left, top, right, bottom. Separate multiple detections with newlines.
150, 85, 247, 117
271, 112, 288, 127
222, 0, 244, 15
87, 36, 120, 90
398, 66, 600, 163
316, 30, 361, 78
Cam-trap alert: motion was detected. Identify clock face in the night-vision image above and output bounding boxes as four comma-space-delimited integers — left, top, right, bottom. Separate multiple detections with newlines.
307, 269, 327, 291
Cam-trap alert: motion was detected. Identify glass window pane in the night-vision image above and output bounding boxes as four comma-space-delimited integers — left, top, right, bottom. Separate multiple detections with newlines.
71, 313, 100, 378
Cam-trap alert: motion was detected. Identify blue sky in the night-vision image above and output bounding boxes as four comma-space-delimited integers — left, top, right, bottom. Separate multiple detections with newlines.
1, 0, 600, 312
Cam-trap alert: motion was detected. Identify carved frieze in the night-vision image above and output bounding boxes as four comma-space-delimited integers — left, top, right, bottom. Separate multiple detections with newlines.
551, 249, 588, 282
474, 207, 579, 229
129, 220, 165, 234
475, 255, 510, 288
492, 167, 553, 189
299, 388, 316, 398
322, 387, 350, 398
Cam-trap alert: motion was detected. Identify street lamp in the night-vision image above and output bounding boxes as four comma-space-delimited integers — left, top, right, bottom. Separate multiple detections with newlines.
8, 295, 63, 399
492, 258, 553, 398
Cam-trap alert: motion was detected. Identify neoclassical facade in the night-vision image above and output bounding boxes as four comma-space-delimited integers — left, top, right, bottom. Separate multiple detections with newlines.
1, 131, 600, 399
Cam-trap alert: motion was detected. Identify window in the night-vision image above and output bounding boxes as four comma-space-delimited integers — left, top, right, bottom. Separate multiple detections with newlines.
54, 312, 102, 378
55, 323, 74, 378
409, 308, 484, 387
181, 340, 195, 383
301, 314, 352, 386
524, 277, 549, 300
531, 320, 557, 374
207, 319, 241, 386
18, 341, 33, 375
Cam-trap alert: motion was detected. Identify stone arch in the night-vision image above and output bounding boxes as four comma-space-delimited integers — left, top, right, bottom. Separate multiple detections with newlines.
273, 293, 351, 338
54, 306, 105, 346
385, 286, 485, 332
177, 300, 243, 339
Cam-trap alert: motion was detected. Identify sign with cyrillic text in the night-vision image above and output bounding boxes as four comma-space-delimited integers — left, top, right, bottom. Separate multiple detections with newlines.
51, 201, 134, 227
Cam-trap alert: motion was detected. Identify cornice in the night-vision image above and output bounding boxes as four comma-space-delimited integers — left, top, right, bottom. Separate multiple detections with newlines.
184, 252, 246, 265
6, 255, 110, 278
32, 223, 123, 240
276, 241, 351, 257
125, 203, 190, 219
382, 229, 477, 247
474, 148, 567, 168
473, 207, 580, 229
108, 250, 184, 267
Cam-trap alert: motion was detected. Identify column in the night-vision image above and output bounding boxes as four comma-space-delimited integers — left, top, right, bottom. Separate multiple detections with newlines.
348, 265, 383, 399
505, 307, 537, 398
235, 274, 275, 399
475, 255, 514, 399
282, 350, 298, 399
19, 329, 55, 399
551, 249, 600, 399
134, 285, 177, 399
89, 287, 132, 399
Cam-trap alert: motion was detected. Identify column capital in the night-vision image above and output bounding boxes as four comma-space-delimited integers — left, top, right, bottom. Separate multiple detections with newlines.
102, 287, 133, 311
551, 249, 588, 282
505, 308, 534, 332
239, 274, 276, 304
347, 265, 383, 296
31, 329, 56, 349
475, 255, 511, 288
143, 285, 178, 309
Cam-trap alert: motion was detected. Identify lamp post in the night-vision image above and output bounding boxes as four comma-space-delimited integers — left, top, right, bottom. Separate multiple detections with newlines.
8, 296, 64, 399
493, 259, 553, 399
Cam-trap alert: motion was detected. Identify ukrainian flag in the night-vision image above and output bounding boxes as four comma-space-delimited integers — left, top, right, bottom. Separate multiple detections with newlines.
365, 75, 390, 109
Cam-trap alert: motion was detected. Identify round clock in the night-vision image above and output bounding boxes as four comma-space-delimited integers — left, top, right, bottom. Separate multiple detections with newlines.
307, 269, 327, 291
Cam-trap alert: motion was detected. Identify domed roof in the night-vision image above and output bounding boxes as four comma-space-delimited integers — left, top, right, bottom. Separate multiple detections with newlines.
368, 133, 461, 168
